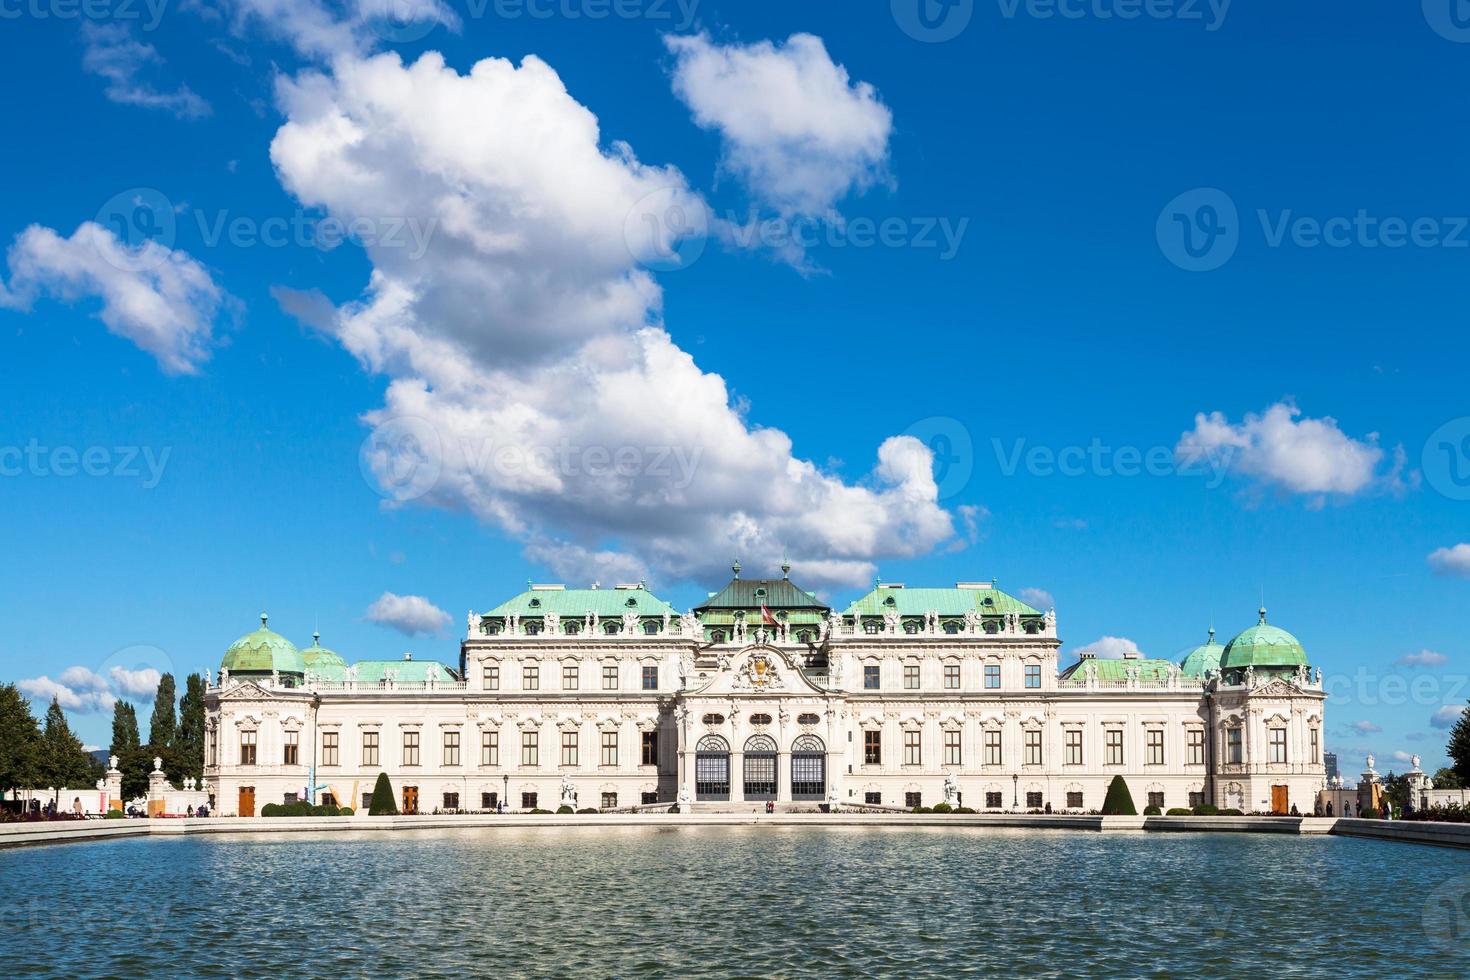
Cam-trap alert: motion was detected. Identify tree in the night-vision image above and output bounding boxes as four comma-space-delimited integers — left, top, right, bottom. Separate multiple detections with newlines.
367, 771, 398, 815
149, 673, 177, 749
109, 700, 140, 759
1100, 774, 1137, 815
1448, 706, 1470, 784
39, 697, 96, 790
109, 701, 149, 800
1433, 767, 1462, 789
1381, 772, 1408, 815
174, 673, 206, 783
0, 684, 41, 796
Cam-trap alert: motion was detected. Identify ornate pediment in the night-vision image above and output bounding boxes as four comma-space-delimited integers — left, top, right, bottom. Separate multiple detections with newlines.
686, 644, 825, 696
1250, 678, 1301, 698
217, 680, 272, 702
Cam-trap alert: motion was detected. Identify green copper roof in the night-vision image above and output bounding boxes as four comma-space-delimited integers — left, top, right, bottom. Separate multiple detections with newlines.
1179, 628, 1225, 678
1059, 657, 1177, 685
844, 584, 1041, 618
485, 585, 677, 619
695, 575, 830, 613
1220, 609, 1308, 671
221, 614, 306, 675
301, 633, 347, 671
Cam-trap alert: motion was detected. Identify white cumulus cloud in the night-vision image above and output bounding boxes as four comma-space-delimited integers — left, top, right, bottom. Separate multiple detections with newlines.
267, 49, 953, 591
0, 221, 230, 375
1175, 401, 1410, 504
1395, 650, 1449, 668
1428, 543, 1470, 577
366, 591, 451, 635
665, 32, 892, 220
1070, 636, 1142, 662
1431, 705, 1465, 730
17, 674, 116, 714
109, 666, 163, 699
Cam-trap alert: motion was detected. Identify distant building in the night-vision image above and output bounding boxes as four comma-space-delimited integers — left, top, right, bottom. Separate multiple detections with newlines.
203, 569, 1328, 817
1324, 752, 1339, 783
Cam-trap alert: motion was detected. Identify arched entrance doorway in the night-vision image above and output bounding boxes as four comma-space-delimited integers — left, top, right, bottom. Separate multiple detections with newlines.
695, 734, 730, 801
791, 734, 826, 801
743, 734, 777, 801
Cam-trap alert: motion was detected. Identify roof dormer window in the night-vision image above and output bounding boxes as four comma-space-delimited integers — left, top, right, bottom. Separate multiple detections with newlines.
529, 597, 541, 608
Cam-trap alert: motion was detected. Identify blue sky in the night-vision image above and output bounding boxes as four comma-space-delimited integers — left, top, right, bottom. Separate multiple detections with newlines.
1, 0, 1467, 768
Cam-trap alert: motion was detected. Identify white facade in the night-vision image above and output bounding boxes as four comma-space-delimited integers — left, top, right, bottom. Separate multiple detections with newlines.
204, 580, 1328, 817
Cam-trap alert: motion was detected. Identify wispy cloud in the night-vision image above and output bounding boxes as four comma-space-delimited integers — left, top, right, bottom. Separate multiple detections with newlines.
81, 22, 211, 120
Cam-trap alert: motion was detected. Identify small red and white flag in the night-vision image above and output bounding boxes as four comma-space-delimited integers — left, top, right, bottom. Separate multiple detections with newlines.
760, 604, 778, 626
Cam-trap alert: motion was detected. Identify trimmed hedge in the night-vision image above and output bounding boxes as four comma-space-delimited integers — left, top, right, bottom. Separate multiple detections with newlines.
931, 802, 953, 813
1219, 808, 1243, 816
1100, 775, 1137, 816
367, 771, 398, 816
104, 809, 125, 820
1166, 807, 1193, 816
953, 806, 976, 814
1192, 804, 1219, 816
912, 805, 932, 813
1143, 805, 1162, 816
577, 808, 598, 814
530, 808, 552, 814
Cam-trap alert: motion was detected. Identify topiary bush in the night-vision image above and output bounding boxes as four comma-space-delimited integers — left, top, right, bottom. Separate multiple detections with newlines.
338, 806, 354, 816
556, 805, 575, 814
1219, 808, 1244, 816
1192, 803, 1219, 816
104, 809, 125, 820
1143, 805, 1162, 816
577, 808, 598, 814
953, 806, 976, 814
368, 771, 398, 815
530, 808, 552, 814
931, 802, 953, 813
912, 805, 932, 813
1100, 775, 1137, 816
1166, 807, 1192, 816
261, 803, 280, 817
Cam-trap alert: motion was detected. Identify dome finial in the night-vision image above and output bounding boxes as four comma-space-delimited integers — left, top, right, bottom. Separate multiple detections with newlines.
732, 557, 741, 579
1258, 606, 1267, 625
312, 629, 321, 646
781, 558, 791, 579
260, 611, 268, 629
1208, 625, 1215, 642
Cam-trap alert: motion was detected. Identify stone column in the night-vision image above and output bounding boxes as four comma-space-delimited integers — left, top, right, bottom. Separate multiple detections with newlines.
104, 757, 123, 812
147, 757, 169, 817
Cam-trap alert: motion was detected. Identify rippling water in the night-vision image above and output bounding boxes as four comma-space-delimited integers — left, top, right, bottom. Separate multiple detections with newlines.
4, 827, 1469, 977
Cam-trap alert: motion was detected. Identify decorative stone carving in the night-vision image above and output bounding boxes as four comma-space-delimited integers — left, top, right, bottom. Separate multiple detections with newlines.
560, 773, 577, 810
622, 611, 639, 635
943, 772, 959, 806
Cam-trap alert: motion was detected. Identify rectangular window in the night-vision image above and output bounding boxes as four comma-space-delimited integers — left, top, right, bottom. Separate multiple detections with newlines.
521, 792, 537, 810
1188, 729, 1204, 766
483, 664, 500, 690
1106, 729, 1124, 766
443, 792, 460, 811
320, 731, 338, 767
1147, 729, 1164, 766
1270, 727, 1287, 764
208, 729, 217, 767
481, 792, 498, 810
985, 729, 1002, 766
1024, 729, 1042, 766
1147, 791, 1165, 810
402, 731, 420, 767
522, 731, 539, 767
1188, 791, 1204, 808
864, 730, 881, 765
361, 792, 372, 811
641, 791, 659, 805
984, 664, 1001, 689
362, 731, 379, 767
903, 729, 921, 766
943, 663, 960, 689
240, 731, 257, 766
1310, 727, 1319, 764
944, 729, 962, 766
561, 731, 578, 767
1066, 791, 1084, 809
985, 791, 1002, 809
642, 665, 658, 691
865, 791, 882, 805
601, 731, 618, 767
1065, 729, 1082, 766
283, 792, 298, 804
601, 792, 617, 810
481, 730, 499, 767
641, 731, 658, 766
283, 730, 299, 766
1227, 728, 1242, 765
443, 730, 460, 767
863, 665, 880, 690
562, 664, 579, 690
904, 664, 920, 690
1025, 664, 1041, 689
523, 665, 539, 691
1025, 791, 1043, 809
602, 664, 619, 690
905, 791, 922, 808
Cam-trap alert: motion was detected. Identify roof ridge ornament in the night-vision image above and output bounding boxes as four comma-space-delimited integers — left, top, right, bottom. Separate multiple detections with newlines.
732, 557, 741, 579
260, 611, 268, 629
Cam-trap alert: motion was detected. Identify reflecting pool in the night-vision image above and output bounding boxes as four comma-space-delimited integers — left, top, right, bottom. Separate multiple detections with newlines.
4, 827, 1468, 977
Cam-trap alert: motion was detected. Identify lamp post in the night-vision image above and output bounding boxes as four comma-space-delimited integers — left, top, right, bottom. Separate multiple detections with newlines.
1012, 773, 1018, 809
503, 772, 509, 813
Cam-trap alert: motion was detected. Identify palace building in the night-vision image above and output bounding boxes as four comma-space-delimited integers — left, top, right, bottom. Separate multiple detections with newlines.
203, 566, 1327, 817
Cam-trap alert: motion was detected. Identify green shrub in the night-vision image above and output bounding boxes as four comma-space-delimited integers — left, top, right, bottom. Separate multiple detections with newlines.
953, 806, 976, 814
338, 806, 354, 816
912, 805, 932, 813
261, 803, 279, 817
367, 771, 398, 815
931, 802, 953, 813
1192, 804, 1219, 816
1166, 807, 1193, 816
1100, 775, 1137, 816
104, 809, 125, 820
555, 805, 575, 814
530, 808, 552, 814
1360, 807, 1381, 819
1143, 805, 1162, 816
1219, 808, 1243, 816
577, 807, 598, 814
